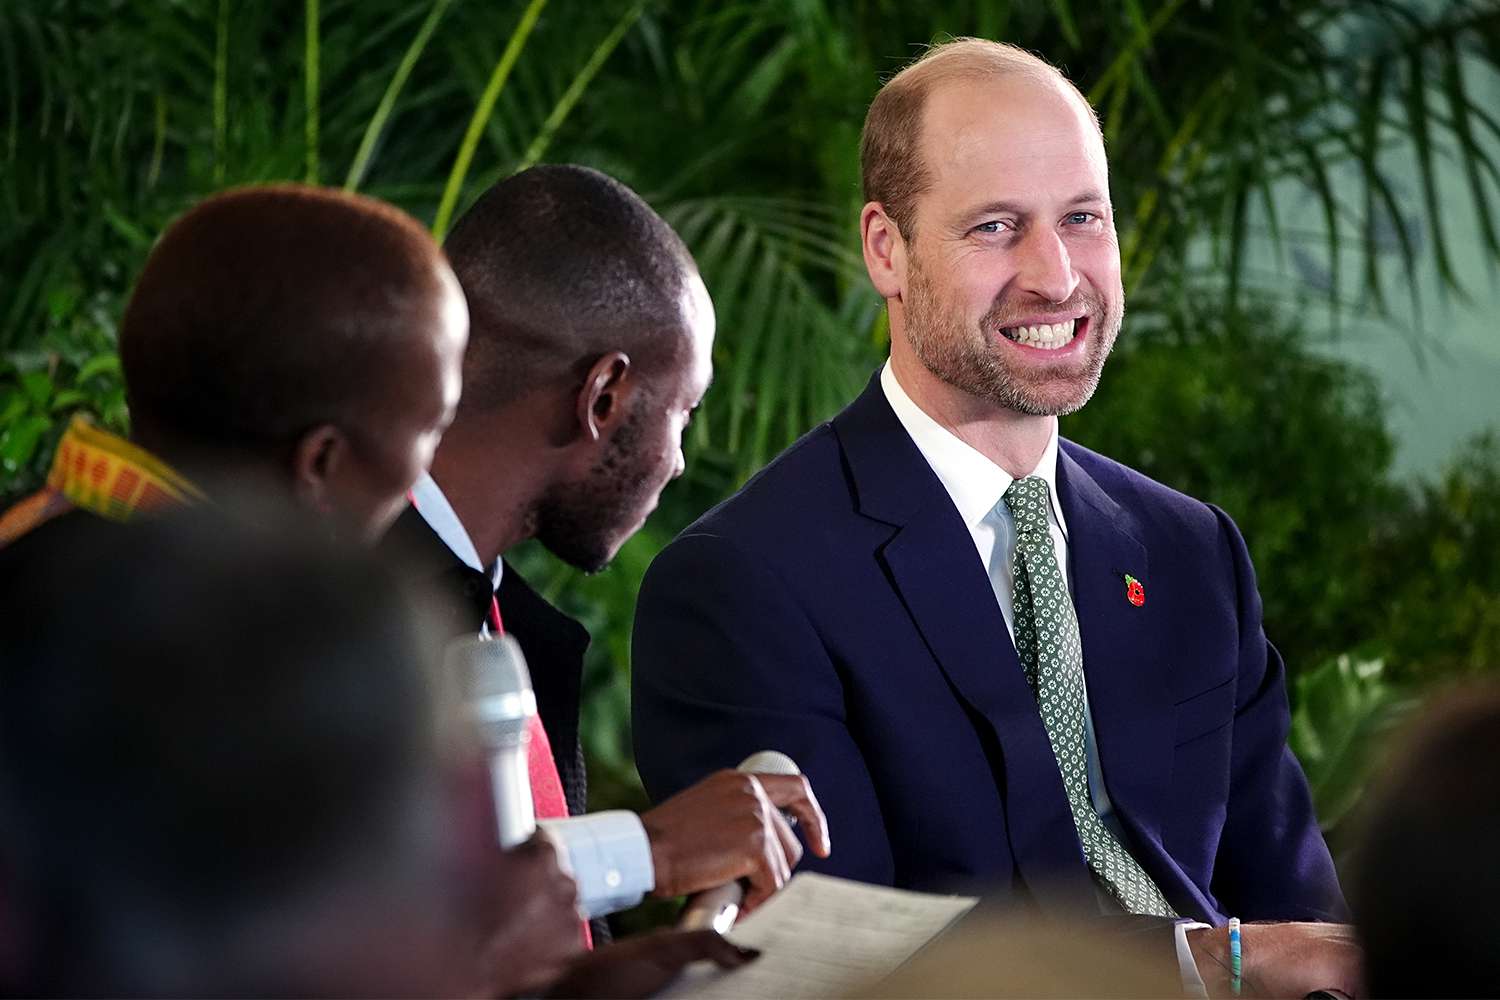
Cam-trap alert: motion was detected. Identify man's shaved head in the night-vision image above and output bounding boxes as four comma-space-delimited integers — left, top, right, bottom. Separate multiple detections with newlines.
121, 184, 456, 453
443, 164, 699, 412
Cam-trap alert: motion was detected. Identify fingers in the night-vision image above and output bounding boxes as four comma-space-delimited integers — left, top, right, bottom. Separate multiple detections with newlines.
748, 776, 793, 883
769, 807, 803, 871
651, 929, 761, 971
755, 773, 832, 858
737, 795, 788, 916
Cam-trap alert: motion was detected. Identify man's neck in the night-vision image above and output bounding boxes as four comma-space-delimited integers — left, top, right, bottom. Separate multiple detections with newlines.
425, 416, 546, 567
888, 346, 1056, 479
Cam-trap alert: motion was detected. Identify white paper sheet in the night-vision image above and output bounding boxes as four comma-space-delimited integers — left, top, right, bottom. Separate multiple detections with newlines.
660, 872, 978, 999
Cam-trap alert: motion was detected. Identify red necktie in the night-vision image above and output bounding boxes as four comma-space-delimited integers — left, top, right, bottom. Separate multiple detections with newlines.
488, 597, 570, 823
489, 597, 593, 949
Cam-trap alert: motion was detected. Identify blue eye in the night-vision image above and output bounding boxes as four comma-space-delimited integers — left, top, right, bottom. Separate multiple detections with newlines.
1066, 212, 1095, 225
975, 220, 1004, 234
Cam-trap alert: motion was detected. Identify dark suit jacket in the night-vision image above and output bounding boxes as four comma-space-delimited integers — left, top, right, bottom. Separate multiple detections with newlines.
632, 373, 1346, 923
382, 506, 591, 819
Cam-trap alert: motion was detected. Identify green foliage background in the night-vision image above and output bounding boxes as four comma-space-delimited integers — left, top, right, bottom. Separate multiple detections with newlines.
5, 0, 1500, 876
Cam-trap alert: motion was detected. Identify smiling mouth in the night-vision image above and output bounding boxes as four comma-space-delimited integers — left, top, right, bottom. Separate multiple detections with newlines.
998, 316, 1084, 350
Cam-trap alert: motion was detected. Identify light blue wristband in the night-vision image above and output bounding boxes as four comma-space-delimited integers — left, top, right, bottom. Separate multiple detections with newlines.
1228, 917, 1242, 995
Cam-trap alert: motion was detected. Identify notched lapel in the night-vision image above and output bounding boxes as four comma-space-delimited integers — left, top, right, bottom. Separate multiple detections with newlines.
1057, 448, 1173, 846
880, 509, 1094, 912
835, 375, 1094, 908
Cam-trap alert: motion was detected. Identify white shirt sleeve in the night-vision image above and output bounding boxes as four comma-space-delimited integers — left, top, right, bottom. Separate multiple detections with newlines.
538, 810, 655, 918
1175, 920, 1213, 997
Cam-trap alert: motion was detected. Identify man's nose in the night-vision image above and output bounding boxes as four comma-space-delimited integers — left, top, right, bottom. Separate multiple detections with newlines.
1016, 228, 1079, 304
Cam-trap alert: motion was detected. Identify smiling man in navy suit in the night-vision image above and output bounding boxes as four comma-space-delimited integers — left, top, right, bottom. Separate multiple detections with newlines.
632, 38, 1361, 996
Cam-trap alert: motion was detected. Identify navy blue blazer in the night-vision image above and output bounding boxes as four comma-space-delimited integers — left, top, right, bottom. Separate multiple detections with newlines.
632, 373, 1346, 923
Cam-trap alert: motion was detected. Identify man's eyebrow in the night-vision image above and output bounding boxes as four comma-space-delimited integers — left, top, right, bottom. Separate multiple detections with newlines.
958, 191, 1111, 221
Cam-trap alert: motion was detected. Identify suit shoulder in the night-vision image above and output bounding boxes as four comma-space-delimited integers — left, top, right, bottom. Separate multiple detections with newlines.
684, 421, 847, 539
1061, 439, 1231, 541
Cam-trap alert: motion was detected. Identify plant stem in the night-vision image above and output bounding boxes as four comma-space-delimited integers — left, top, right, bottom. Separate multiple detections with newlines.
517, 1, 643, 173
213, 0, 228, 184
432, 0, 549, 240
305, 0, 320, 184
344, 0, 455, 192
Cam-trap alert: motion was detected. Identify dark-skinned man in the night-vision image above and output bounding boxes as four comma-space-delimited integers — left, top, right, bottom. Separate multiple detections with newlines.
380, 164, 831, 932
0, 184, 753, 998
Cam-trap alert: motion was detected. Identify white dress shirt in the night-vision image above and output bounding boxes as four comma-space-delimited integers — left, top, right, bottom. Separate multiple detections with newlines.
410, 473, 655, 919
879, 365, 1209, 994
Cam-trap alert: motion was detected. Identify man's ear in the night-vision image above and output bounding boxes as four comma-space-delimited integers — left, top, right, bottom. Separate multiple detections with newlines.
575, 351, 634, 443
861, 201, 907, 300
290, 424, 347, 515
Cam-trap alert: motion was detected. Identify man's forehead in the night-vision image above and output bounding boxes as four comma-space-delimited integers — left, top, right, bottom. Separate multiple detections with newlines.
920, 74, 1107, 194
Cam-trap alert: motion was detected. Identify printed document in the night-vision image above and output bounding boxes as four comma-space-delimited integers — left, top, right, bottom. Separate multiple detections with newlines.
661, 872, 978, 998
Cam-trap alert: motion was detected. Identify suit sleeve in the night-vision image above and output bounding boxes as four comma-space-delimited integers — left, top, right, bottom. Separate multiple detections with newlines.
631, 530, 896, 885
1207, 506, 1348, 921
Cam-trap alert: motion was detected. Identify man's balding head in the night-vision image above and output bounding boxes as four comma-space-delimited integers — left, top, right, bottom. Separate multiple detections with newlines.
119, 184, 468, 539
443, 164, 700, 413
861, 38, 1100, 240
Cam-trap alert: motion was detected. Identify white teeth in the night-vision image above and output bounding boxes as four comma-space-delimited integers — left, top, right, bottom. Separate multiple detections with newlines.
1003, 318, 1076, 349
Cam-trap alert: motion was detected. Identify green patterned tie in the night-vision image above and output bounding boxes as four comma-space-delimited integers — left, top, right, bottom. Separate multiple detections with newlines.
1003, 476, 1176, 917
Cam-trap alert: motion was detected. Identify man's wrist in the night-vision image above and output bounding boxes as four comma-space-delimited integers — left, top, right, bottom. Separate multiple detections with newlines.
1186, 925, 1234, 997
640, 806, 673, 897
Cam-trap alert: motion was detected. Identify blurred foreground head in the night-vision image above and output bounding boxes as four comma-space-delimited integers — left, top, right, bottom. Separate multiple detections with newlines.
1351, 683, 1500, 998
0, 509, 474, 996
438, 164, 714, 571
119, 184, 467, 541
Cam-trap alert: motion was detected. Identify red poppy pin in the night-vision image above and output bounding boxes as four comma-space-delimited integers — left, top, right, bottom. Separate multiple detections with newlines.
1124, 573, 1145, 607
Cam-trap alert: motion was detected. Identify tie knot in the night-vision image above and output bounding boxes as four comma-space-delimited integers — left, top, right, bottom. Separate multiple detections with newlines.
1002, 476, 1052, 535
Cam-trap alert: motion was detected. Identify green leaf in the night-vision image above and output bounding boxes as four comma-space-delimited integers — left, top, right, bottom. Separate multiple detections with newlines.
1288, 652, 1417, 832
0, 413, 49, 470
74, 352, 121, 385
19, 370, 52, 409
49, 388, 85, 411
1046, 0, 1081, 50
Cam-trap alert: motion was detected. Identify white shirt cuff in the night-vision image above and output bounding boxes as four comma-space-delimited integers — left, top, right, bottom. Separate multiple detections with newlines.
1175, 920, 1213, 998
538, 810, 655, 919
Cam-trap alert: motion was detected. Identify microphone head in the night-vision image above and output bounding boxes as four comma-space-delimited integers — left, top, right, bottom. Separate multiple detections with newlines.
445, 635, 535, 749
737, 750, 800, 776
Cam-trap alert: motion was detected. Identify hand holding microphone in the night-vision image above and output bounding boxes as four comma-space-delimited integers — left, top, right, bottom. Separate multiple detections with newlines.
644, 750, 830, 925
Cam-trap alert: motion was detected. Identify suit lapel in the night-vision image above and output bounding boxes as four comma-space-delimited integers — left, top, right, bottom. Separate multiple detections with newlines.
1056, 446, 1173, 851
834, 375, 1095, 911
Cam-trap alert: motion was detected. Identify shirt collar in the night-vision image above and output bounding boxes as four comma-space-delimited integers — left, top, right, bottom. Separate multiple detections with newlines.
880, 360, 1068, 535
409, 472, 503, 591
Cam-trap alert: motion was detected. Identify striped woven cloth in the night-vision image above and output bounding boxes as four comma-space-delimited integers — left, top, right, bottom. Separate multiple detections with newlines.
0, 415, 201, 548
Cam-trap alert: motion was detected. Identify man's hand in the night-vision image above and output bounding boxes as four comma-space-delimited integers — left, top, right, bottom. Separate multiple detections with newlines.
545, 929, 759, 999
477, 834, 585, 998
640, 770, 831, 913
1187, 922, 1363, 998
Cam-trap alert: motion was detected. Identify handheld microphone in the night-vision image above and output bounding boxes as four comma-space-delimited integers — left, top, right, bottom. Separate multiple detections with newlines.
448, 634, 537, 849
678, 750, 803, 933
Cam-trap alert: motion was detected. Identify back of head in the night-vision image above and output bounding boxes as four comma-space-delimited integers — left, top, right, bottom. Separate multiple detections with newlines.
0, 508, 458, 995
443, 164, 697, 412
1351, 684, 1500, 997
120, 184, 451, 457
860, 37, 1099, 240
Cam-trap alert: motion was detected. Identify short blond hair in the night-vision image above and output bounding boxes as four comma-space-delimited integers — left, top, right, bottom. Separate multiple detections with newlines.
859, 38, 1099, 239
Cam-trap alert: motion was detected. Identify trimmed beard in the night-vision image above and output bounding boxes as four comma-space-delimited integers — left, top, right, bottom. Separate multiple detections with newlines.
903, 251, 1122, 417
